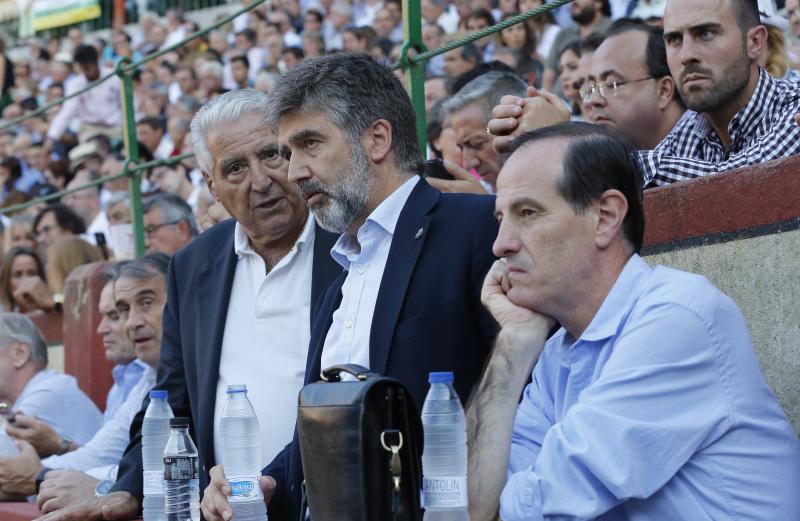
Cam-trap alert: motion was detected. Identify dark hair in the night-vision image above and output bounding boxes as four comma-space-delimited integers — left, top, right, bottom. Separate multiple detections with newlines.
305, 9, 324, 24
117, 253, 170, 282
499, 13, 537, 55
0, 247, 47, 311
73, 44, 98, 65
508, 122, 645, 253
230, 54, 250, 68
266, 53, 422, 173
426, 98, 447, 159
733, 0, 760, 33
236, 28, 257, 44
159, 60, 177, 75
143, 192, 198, 237
559, 40, 582, 61
0, 156, 22, 191
283, 47, 305, 60
20, 97, 38, 111
604, 21, 685, 107
33, 203, 87, 235
456, 41, 482, 67
600, 0, 611, 17
450, 60, 515, 94
468, 8, 495, 28
137, 116, 163, 132
579, 32, 605, 54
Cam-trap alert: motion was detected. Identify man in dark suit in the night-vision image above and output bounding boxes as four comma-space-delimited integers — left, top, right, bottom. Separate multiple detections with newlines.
35, 90, 342, 521
202, 54, 500, 521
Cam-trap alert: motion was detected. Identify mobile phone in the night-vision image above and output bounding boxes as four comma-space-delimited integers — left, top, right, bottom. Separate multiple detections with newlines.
0, 402, 17, 424
424, 159, 455, 181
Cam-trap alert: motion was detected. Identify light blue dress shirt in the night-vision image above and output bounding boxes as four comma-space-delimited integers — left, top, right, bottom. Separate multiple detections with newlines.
320, 175, 420, 377
500, 255, 800, 521
104, 359, 147, 423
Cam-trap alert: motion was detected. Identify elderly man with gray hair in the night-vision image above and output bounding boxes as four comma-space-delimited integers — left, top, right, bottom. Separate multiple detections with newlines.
40, 88, 342, 520
142, 192, 198, 256
0, 314, 102, 499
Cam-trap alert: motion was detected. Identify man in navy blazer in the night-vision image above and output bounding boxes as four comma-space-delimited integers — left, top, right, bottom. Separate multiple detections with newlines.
38, 90, 342, 520
201, 55, 500, 521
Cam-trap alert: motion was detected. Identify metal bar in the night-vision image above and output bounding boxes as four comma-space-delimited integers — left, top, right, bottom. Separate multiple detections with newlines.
0, 170, 129, 215
129, 152, 195, 173
400, 0, 428, 156
117, 58, 146, 258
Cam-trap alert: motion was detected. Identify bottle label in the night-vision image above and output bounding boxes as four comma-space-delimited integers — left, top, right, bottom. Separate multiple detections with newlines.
143, 470, 165, 496
423, 476, 468, 508
163, 456, 198, 480
226, 476, 264, 503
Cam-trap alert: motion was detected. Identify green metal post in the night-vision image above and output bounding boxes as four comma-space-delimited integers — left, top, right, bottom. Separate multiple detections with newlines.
116, 58, 146, 258
401, 0, 428, 156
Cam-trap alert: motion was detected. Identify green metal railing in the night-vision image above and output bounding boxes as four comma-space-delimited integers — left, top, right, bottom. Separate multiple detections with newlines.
0, 0, 572, 257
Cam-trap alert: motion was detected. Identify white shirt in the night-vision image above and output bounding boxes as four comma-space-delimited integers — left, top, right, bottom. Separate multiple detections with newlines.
42, 365, 156, 473
85, 209, 111, 247
321, 176, 419, 378
46, 67, 122, 141
13, 370, 103, 446
213, 215, 317, 469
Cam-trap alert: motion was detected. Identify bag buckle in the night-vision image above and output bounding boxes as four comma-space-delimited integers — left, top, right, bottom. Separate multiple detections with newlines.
380, 429, 404, 493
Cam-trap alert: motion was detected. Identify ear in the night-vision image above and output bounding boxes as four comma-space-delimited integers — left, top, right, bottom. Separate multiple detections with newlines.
364, 119, 393, 164
745, 25, 768, 61
656, 76, 676, 111
593, 189, 628, 250
201, 170, 220, 202
10, 342, 31, 369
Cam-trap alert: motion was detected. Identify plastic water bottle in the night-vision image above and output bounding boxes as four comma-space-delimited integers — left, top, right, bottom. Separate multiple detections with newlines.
220, 385, 268, 520
421, 372, 469, 521
142, 390, 173, 521
163, 417, 200, 521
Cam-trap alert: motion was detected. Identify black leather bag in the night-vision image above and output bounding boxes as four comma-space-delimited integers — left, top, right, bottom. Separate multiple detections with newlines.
297, 364, 424, 521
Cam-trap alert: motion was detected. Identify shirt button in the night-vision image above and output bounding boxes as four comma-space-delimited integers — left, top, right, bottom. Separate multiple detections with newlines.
357, 267, 365, 275
346, 320, 353, 328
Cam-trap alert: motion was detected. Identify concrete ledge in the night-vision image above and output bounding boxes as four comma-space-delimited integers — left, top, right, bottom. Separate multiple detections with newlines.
641, 157, 800, 431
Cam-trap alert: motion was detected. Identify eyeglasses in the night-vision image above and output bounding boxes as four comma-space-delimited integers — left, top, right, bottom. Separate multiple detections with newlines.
580, 77, 656, 103
144, 221, 180, 236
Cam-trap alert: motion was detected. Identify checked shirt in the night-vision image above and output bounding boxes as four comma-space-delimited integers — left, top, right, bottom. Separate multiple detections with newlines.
640, 68, 800, 187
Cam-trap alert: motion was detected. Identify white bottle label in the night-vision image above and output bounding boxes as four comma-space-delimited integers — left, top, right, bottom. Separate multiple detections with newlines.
143, 470, 165, 496
423, 476, 468, 508
226, 476, 264, 503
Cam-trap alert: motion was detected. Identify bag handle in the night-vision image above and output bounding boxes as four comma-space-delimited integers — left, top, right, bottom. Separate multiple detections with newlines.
320, 364, 376, 382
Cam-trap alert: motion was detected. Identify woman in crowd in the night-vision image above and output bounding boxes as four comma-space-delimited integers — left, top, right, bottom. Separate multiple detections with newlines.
557, 41, 583, 120
519, 0, 561, 60
497, 12, 537, 59
44, 236, 102, 295
0, 246, 47, 312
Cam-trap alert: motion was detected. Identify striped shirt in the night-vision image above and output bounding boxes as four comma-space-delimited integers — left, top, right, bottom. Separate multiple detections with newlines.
640, 68, 800, 186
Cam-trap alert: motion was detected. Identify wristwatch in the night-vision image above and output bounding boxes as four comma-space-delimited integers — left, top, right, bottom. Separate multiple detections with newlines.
35, 466, 52, 494
52, 293, 64, 313
95, 479, 115, 497
55, 436, 73, 455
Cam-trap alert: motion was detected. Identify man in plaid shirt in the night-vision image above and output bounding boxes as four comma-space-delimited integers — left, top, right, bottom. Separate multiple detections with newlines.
640, 0, 800, 186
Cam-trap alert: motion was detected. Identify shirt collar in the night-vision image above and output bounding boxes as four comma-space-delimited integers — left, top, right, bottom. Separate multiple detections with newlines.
111, 358, 147, 384
578, 254, 652, 343
330, 175, 419, 269
233, 212, 315, 259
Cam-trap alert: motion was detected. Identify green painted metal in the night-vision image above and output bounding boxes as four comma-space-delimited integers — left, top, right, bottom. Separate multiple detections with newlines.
400, 0, 429, 156
116, 57, 146, 258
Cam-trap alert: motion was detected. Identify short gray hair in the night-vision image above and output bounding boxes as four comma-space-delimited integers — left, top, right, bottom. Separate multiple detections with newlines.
190, 89, 271, 174
198, 60, 224, 79
143, 193, 198, 237
0, 313, 48, 367
442, 71, 527, 121
106, 190, 130, 209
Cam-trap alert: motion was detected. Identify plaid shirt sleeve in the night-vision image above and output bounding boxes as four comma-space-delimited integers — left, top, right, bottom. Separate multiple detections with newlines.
639, 70, 800, 187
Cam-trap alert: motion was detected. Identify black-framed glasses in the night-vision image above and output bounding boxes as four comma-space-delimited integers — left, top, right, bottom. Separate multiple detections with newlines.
144, 221, 180, 236
580, 77, 656, 103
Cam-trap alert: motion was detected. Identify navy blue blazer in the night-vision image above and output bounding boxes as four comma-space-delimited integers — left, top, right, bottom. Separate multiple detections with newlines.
264, 179, 499, 521
111, 219, 342, 504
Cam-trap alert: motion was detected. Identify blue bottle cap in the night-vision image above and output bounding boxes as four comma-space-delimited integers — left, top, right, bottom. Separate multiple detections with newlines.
226, 384, 247, 393
150, 390, 168, 399
428, 372, 454, 383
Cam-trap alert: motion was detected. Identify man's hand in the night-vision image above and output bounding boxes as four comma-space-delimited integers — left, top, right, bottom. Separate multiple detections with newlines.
201, 465, 276, 521
0, 440, 43, 496
795, 112, 800, 126
488, 87, 570, 153
199, 202, 232, 231
6, 414, 63, 458
481, 260, 555, 333
425, 160, 488, 195
36, 470, 99, 513
32, 491, 139, 521
12, 276, 55, 312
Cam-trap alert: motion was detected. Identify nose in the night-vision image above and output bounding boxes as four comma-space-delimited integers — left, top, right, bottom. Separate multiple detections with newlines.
678, 37, 700, 66
461, 147, 479, 171
126, 309, 145, 337
492, 218, 521, 259
97, 319, 110, 335
252, 161, 275, 193
287, 154, 311, 185
585, 86, 606, 109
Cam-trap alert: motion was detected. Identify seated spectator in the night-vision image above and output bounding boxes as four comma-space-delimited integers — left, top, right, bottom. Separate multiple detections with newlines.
3, 216, 36, 252
583, 21, 687, 149
521, 0, 562, 60
442, 41, 483, 79
62, 173, 109, 244
104, 191, 131, 227
0, 247, 46, 312
33, 203, 86, 251
230, 55, 251, 89
142, 193, 197, 255
0, 156, 27, 204
467, 9, 498, 62
301, 31, 325, 59
0, 255, 169, 505
441, 70, 528, 192
149, 162, 201, 211
136, 117, 167, 159
557, 41, 584, 119
0, 314, 102, 475
468, 122, 800, 520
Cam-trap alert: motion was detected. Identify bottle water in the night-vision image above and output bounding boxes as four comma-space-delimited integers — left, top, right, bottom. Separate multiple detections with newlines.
163, 417, 200, 521
422, 372, 469, 521
142, 390, 173, 521
220, 385, 268, 520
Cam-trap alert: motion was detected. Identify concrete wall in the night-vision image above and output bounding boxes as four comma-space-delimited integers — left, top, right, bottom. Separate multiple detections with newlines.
641, 157, 800, 431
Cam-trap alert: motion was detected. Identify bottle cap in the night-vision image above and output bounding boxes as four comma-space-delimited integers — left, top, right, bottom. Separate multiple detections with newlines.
428, 371, 454, 383
170, 417, 189, 428
149, 390, 168, 399
226, 384, 247, 393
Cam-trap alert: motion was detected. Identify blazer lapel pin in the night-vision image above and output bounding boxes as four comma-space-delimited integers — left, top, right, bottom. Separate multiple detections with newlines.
415, 227, 423, 239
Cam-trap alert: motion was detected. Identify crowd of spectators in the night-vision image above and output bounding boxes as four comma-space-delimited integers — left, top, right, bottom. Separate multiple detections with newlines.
0, 0, 799, 518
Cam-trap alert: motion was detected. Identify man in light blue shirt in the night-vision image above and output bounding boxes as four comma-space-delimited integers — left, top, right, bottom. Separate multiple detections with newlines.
467, 122, 800, 520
